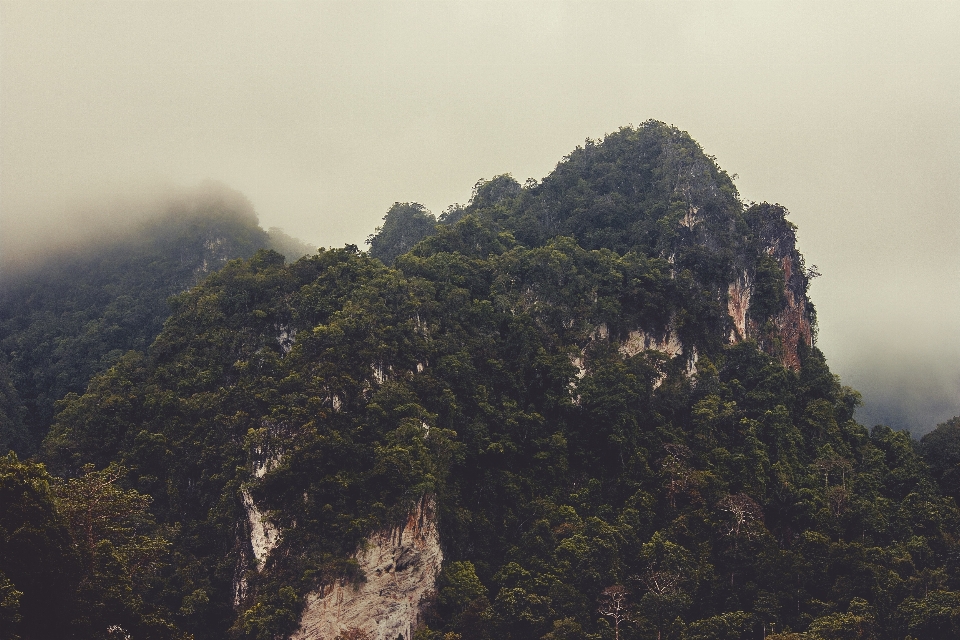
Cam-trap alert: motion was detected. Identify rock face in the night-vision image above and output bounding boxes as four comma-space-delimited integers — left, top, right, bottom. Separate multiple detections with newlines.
235, 457, 283, 606
741, 203, 815, 370
292, 497, 442, 640
619, 328, 684, 359
727, 275, 751, 342
767, 252, 814, 370
243, 490, 280, 568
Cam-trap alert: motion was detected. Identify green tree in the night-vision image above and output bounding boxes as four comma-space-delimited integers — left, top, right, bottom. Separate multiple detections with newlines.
920, 416, 960, 502
367, 203, 438, 264
683, 611, 754, 640
53, 462, 179, 639
437, 561, 491, 639
807, 598, 878, 640
636, 532, 696, 640
0, 356, 27, 455
0, 452, 81, 639
894, 590, 960, 639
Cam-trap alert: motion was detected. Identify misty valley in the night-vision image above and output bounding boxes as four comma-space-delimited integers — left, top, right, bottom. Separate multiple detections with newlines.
2, 122, 959, 640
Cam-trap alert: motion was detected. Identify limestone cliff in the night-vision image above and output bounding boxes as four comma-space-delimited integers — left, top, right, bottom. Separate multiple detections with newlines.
292, 497, 442, 640
739, 203, 815, 370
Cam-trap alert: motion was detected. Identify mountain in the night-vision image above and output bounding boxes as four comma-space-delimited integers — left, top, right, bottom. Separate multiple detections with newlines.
5, 122, 959, 640
371, 124, 815, 371
0, 183, 313, 455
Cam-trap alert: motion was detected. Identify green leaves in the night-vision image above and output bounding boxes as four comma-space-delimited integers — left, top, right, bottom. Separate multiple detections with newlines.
367, 203, 439, 265
0, 453, 185, 639
0, 452, 80, 639
920, 416, 960, 502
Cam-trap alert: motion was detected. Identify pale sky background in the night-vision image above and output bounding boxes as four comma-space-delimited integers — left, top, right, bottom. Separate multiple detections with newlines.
1, 1, 958, 434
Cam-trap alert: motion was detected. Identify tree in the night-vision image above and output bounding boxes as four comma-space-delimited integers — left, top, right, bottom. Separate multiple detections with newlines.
367, 203, 438, 264
920, 416, 960, 502
683, 611, 754, 640
812, 451, 853, 491
895, 590, 960, 639
749, 253, 786, 323
0, 356, 28, 455
436, 561, 491, 639
661, 444, 702, 508
807, 598, 878, 639
53, 462, 169, 579
53, 462, 178, 639
598, 585, 631, 640
635, 533, 696, 640
716, 493, 764, 551
541, 618, 587, 640
0, 453, 81, 639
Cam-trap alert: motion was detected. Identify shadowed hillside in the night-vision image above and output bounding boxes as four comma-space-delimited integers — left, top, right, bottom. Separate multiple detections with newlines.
0, 183, 311, 454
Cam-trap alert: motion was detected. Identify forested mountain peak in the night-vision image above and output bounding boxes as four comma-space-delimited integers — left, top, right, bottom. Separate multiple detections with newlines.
3, 124, 958, 640
370, 122, 815, 370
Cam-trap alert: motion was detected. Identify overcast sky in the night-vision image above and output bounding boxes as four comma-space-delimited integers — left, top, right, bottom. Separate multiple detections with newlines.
1, 0, 958, 434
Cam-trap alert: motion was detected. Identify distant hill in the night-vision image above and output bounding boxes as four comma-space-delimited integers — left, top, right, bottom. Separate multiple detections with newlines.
0, 183, 311, 454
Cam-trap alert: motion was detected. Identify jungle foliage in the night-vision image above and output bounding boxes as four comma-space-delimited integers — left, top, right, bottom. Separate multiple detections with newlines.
0, 191, 310, 456
3, 122, 958, 639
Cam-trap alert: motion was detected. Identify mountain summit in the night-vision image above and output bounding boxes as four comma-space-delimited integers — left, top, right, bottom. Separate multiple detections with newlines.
372, 122, 815, 369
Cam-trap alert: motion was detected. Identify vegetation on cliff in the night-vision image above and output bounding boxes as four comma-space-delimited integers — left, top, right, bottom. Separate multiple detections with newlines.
2, 122, 958, 639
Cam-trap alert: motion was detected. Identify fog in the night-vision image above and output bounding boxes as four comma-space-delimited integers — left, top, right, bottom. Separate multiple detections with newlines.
0, 180, 261, 277
1, 1, 957, 434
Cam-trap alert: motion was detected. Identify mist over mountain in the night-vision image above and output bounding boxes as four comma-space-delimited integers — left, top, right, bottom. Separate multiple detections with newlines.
835, 350, 957, 436
0, 182, 311, 454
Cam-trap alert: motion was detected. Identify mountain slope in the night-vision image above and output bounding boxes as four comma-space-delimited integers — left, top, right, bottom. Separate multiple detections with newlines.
372, 123, 815, 368
37, 124, 960, 640
0, 184, 311, 455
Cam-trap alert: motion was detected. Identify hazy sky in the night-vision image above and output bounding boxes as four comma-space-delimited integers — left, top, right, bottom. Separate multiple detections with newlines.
1, 1, 958, 434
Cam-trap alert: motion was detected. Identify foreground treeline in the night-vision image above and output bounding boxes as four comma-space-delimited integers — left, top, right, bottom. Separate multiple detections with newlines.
1, 455, 181, 638
2, 123, 959, 639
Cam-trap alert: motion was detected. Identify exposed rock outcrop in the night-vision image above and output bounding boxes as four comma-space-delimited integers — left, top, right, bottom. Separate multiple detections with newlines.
727, 274, 751, 342
767, 252, 814, 370
292, 497, 442, 640
234, 484, 282, 607
740, 203, 815, 369
243, 490, 280, 568
619, 328, 684, 359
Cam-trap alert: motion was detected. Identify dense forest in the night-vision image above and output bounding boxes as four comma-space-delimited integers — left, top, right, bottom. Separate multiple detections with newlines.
2, 122, 959, 640
0, 185, 311, 455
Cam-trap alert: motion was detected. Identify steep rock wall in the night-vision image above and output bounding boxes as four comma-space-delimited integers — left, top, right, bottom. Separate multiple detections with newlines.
768, 253, 814, 370
235, 456, 283, 605
727, 274, 751, 342
738, 203, 815, 370
243, 490, 280, 568
292, 497, 442, 640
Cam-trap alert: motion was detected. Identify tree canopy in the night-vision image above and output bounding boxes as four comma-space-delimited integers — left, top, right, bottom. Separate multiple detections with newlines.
0, 191, 309, 456
3, 122, 956, 640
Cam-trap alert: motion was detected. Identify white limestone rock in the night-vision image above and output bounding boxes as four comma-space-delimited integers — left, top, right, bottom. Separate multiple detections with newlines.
292, 497, 442, 640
